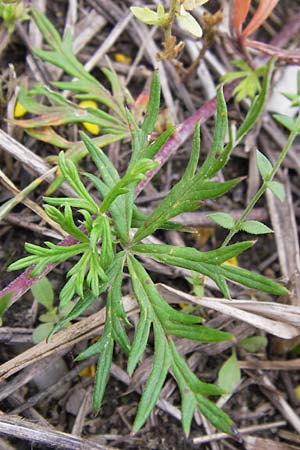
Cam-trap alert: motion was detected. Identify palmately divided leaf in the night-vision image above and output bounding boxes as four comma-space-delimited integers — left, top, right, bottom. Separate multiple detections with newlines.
133, 177, 240, 243
131, 241, 287, 296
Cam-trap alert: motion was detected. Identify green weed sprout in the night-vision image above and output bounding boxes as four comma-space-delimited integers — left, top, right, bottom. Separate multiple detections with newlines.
221, 59, 266, 102
131, 1, 208, 60
0, 0, 28, 33
8, 61, 289, 437
31, 277, 75, 343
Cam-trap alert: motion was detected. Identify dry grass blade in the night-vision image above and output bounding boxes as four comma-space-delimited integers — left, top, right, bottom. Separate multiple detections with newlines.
0, 297, 136, 381
157, 284, 300, 339
0, 129, 76, 197
0, 414, 118, 450
267, 177, 300, 306
244, 435, 298, 450
193, 420, 286, 444
0, 167, 66, 237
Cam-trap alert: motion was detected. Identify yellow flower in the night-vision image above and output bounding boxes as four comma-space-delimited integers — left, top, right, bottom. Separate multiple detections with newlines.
14, 100, 27, 118
79, 100, 100, 135
114, 53, 132, 65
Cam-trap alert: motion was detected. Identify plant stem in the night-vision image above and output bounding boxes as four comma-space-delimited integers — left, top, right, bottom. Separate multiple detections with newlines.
222, 118, 300, 247
164, 0, 177, 28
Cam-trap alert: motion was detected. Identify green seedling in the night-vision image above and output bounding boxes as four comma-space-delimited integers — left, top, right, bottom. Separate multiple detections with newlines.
0, 0, 29, 33
221, 59, 266, 102
31, 276, 74, 343
217, 350, 241, 394
5, 8, 300, 439
131, 0, 208, 60
8, 58, 290, 438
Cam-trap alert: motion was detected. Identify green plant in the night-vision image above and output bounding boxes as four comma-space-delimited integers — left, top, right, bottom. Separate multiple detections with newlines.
8, 55, 289, 437
221, 59, 266, 102
30, 276, 74, 343
131, 0, 208, 60
13, 8, 132, 194
0, 0, 28, 33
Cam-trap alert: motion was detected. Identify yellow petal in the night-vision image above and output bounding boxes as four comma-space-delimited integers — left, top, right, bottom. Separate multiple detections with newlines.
294, 385, 300, 399
82, 121, 100, 135
114, 53, 132, 65
223, 256, 238, 267
79, 100, 98, 109
79, 100, 100, 135
14, 100, 27, 118
79, 365, 96, 377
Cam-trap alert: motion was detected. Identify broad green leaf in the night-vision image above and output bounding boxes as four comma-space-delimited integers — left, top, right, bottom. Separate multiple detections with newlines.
0, 293, 12, 325
239, 220, 273, 235
256, 150, 273, 180
131, 7, 162, 25
208, 212, 235, 229
217, 351, 241, 393
273, 114, 300, 132
132, 320, 171, 432
268, 181, 285, 201
39, 311, 57, 323
93, 336, 114, 414
31, 276, 54, 311
238, 336, 268, 353
177, 9, 203, 38
32, 323, 55, 344
59, 301, 75, 317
